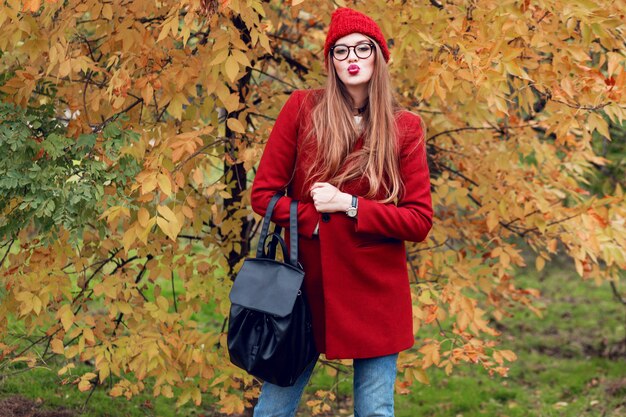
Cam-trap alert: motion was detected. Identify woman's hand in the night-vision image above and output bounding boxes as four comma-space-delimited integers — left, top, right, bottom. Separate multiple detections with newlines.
310, 182, 352, 213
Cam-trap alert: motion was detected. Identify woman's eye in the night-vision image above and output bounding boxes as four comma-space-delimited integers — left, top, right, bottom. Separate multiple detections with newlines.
334, 47, 348, 55
357, 45, 371, 53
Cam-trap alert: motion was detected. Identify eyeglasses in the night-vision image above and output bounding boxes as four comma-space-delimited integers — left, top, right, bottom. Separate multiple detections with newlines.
330, 42, 375, 61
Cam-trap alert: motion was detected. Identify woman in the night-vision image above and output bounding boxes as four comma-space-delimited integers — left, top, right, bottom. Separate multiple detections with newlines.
250, 7, 433, 417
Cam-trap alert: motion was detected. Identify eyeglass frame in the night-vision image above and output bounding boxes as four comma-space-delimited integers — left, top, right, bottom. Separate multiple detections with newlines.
329, 42, 376, 61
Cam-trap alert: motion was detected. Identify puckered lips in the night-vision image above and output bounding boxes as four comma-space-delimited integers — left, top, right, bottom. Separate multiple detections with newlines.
347, 64, 360, 75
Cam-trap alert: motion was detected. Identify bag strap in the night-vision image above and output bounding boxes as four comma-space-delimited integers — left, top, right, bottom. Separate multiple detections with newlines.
256, 192, 283, 258
289, 200, 298, 267
263, 232, 289, 260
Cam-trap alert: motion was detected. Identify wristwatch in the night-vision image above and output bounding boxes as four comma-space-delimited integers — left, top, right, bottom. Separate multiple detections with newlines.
346, 195, 358, 218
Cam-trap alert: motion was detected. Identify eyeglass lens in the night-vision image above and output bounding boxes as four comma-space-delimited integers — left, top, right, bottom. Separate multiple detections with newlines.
332, 44, 374, 61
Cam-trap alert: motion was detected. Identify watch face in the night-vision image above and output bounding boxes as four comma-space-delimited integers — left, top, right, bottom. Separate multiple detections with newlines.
347, 208, 357, 217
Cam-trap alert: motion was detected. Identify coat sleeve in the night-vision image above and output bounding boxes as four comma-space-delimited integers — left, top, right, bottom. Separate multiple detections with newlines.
354, 113, 433, 242
250, 90, 319, 238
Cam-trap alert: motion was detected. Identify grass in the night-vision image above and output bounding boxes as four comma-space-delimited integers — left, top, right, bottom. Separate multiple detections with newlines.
393, 258, 626, 417
0, 363, 204, 417
1, 256, 625, 416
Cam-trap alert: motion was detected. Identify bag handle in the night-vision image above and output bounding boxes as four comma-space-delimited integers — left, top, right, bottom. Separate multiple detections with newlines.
289, 200, 298, 267
262, 232, 288, 260
256, 193, 283, 258
256, 193, 299, 268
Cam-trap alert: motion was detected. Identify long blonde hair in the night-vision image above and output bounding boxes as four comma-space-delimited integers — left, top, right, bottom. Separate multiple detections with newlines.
304, 38, 402, 203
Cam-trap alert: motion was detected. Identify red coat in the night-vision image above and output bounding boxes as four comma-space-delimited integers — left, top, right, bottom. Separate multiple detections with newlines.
250, 89, 433, 359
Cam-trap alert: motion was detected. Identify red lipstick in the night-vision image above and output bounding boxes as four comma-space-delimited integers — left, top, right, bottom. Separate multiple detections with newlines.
348, 64, 360, 75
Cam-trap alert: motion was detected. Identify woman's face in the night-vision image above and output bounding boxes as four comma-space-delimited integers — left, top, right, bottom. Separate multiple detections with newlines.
331, 33, 376, 88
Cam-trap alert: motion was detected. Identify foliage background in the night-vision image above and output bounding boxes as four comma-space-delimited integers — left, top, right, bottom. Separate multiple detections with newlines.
1, 0, 625, 415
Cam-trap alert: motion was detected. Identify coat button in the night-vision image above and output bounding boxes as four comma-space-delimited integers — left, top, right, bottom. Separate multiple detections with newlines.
321, 213, 330, 223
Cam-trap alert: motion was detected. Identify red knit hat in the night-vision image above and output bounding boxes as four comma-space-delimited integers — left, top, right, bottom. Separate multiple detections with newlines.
324, 7, 390, 64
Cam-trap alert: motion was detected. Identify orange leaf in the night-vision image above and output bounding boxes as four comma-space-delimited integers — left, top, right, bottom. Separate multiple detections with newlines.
22, 0, 41, 13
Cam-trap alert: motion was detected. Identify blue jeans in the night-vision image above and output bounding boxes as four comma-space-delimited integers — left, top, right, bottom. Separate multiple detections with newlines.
253, 353, 398, 417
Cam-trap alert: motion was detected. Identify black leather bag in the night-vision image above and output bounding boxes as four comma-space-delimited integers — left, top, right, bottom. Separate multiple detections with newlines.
227, 193, 318, 387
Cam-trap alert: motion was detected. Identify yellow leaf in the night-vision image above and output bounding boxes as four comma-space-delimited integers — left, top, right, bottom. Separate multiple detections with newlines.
141, 174, 158, 195
499, 349, 517, 362
99, 206, 130, 223
575, 258, 584, 277
224, 55, 239, 83
157, 173, 172, 196
32, 296, 42, 315
176, 387, 192, 407
216, 84, 240, 113
259, 32, 272, 54
156, 216, 173, 241
181, 24, 191, 46
223, 93, 240, 113
535, 256, 545, 272
157, 205, 177, 224
209, 49, 229, 66
78, 380, 92, 392
486, 211, 498, 232
58, 305, 75, 332
440, 70, 455, 91
167, 93, 189, 120
457, 311, 469, 331
59, 59, 71, 77
58, 363, 75, 376
102, 3, 113, 19
156, 295, 169, 311
138, 207, 150, 227
156, 206, 181, 241
588, 113, 610, 140
191, 168, 204, 186
227, 118, 246, 133
99, 365, 110, 383
192, 387, 202, 406
157, 15, 178, 43
231, 49, 251, 67
411, 367, 430, 384
122, 225, 136, 252
104, 282, 118, 299
11, 356, 36, 366
83, 328, 95, 344
161, 385, 173, 398
51, 339, 64, 355
141, 83, 154, 106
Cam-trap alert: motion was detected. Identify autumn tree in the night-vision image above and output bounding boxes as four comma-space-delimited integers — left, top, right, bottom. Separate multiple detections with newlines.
1, 0, 625, 414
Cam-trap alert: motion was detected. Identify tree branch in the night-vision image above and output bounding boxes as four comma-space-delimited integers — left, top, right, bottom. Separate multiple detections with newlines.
0, 239, 14, 269
113, 256, 151, 335
610, 281, 626, 305
173, 138, 226, 173
427, 122, 537, 143
93, 98, 143, 133
72, 248, 122, 303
